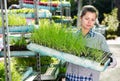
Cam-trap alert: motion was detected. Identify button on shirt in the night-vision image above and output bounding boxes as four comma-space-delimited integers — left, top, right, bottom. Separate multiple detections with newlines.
66, 29, 110, 81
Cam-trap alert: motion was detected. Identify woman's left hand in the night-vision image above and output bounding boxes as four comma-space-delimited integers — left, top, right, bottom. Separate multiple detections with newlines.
108, 55, 117, 68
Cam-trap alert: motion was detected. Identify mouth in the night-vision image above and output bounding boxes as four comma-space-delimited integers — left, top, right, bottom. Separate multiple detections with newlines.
86, 25, 91, 27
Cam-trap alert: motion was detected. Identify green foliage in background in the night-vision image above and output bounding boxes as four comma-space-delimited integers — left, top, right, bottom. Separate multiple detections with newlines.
13, 57, 37, 69
8, 8, 34, 14
0, 62, 5, 81
102, 8, 119, 39
11, 37, 27, 47
13, 56, 52, 69
0, 14, 26, 26
7, 8, 50, 14
13, 56, 59, 74
102, 8, 119, 32
0, 61, 21, 81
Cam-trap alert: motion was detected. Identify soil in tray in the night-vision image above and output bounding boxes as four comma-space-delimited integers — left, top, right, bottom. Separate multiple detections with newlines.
10, 45, 28, 51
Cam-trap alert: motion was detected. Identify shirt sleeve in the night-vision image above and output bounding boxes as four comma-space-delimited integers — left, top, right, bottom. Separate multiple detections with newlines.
100, 35, 110, 53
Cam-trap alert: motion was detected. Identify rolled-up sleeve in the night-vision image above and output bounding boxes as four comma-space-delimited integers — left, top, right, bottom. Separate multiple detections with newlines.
100, 35, 110, 53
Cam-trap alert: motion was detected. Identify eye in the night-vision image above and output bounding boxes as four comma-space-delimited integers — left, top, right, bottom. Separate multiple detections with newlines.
85, 18, 89, 20
92, 19, 96, 22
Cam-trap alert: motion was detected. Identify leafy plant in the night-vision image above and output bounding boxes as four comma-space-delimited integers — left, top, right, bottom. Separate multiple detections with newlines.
102, 8, 119, 36
10, 36, 28, 51
13, 37, 27, 47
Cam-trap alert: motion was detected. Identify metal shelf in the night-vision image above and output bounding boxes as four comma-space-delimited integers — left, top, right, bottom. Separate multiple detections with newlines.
25, 61, 60, 81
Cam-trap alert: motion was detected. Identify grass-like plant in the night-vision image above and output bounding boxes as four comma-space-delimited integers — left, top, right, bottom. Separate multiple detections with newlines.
31, 19, 87, 57
8, 8, 34, 14
0, 14, 26, 27
31, 19, 111, 63
10, 36, 28, 51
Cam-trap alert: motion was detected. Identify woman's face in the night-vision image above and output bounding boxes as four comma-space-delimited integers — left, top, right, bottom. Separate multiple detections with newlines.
80, 11, 96, 30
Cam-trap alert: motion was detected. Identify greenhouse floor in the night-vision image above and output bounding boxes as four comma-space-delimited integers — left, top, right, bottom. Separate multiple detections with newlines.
100, 37, 120, 81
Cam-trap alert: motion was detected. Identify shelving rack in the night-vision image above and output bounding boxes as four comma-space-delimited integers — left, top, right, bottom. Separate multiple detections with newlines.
0, 0, 70, 81
0, 0, 40, 81
0, 0, 11, 81
0, 0, 62, 81
19, 0, 71, 24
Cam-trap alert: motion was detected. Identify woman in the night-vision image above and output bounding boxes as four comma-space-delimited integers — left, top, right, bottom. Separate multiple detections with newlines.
65, 5, 117, 81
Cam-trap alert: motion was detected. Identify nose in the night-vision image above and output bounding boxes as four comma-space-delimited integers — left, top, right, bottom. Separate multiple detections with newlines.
88, 20, 92, 24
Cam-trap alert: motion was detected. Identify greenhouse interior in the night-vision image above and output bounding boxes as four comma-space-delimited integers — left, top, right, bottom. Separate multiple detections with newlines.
0, 0, 113, 81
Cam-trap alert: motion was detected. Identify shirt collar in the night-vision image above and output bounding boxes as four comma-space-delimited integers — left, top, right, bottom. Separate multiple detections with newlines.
87, 29, 95, 37
77, 29, 95, 37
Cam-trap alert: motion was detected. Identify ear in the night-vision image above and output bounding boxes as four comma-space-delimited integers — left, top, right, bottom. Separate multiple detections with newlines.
79, 16, 81, 22
80, 16, 82, 20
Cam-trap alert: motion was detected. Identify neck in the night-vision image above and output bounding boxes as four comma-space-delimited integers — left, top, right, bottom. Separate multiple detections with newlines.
81, 28, 90, 36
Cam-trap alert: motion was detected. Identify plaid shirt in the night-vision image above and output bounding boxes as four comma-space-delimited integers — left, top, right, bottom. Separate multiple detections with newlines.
66, 73, 93, 81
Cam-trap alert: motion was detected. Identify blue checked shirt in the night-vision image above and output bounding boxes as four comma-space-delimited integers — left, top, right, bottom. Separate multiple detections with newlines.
66, 29, 110, 81
66, 73, 93, 81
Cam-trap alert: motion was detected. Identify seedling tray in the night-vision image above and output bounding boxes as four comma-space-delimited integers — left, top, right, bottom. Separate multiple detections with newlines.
22, 3, 57, 11
0, 51, 36, 57
0, 25, 34, 34
27, 43, 111, 72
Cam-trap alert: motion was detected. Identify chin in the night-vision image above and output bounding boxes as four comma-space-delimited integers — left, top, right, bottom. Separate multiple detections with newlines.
85, 27, 91, 30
